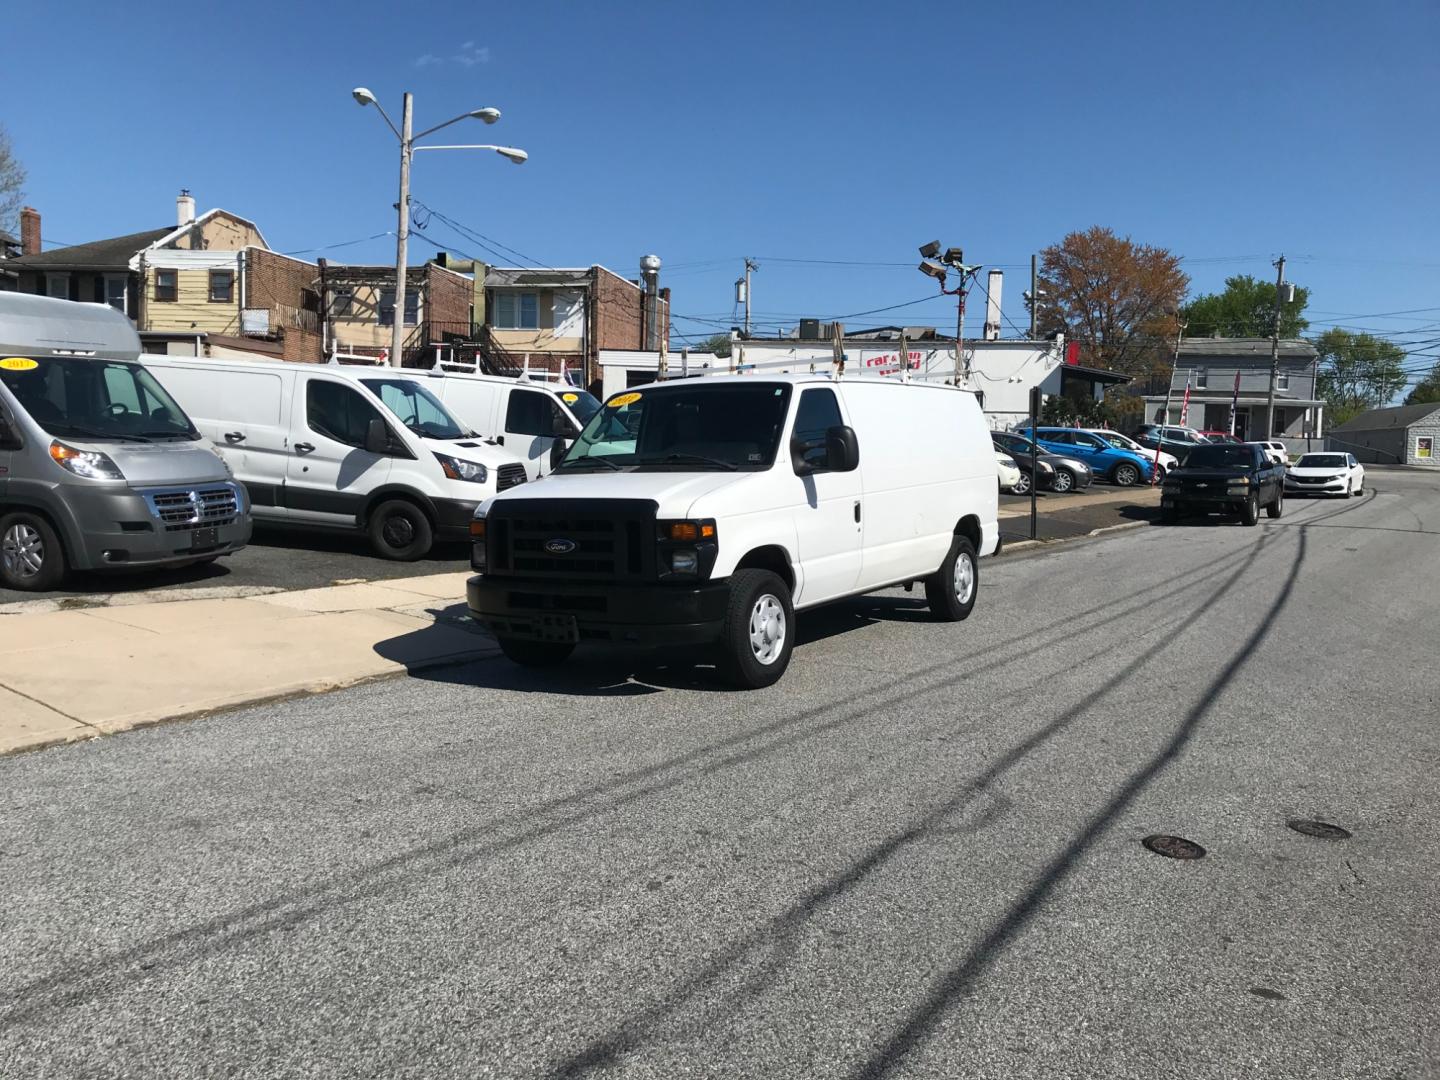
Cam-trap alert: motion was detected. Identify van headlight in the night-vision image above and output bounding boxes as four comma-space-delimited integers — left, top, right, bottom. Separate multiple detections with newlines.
656, 519, 718, 579
434, 453, 488, 484
49, 440, 123, 480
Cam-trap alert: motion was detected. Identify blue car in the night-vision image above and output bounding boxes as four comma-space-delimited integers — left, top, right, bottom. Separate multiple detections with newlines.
1013, 426, 1155, 486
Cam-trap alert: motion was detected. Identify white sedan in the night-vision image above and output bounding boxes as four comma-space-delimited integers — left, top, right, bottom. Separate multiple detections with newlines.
1284, 452, 1366, 497
996, 451, 1023, 492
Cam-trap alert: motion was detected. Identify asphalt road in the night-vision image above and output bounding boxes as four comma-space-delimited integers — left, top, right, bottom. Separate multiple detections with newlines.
2, 466, 1437, 1079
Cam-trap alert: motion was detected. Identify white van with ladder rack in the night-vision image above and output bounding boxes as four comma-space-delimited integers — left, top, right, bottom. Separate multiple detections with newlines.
466, 372, 1000, 687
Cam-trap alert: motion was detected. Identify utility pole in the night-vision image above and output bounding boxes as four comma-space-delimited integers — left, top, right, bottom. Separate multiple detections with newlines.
1265, 254, 1287, 438
390, 93, 414, 368
1029, 253, 1038, 338
738, 258, 758, 338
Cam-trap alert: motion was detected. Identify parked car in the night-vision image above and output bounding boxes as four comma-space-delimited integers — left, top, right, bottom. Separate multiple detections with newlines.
0, 294, 251, 591
142, 355, 529, 560
1085, 428, 1179, 474
1285, 452, 1365, 497
404, 367, 600, 481
995, 451, 1022, 493
468, 375, 1000, 688
1252, 440, 1290, 466
1133, 424, 1210, 462
1197, 430, 1243, 444
1160, 442, 1285, 525
1014, 426, 1155, 486
990, 431, 1092, 495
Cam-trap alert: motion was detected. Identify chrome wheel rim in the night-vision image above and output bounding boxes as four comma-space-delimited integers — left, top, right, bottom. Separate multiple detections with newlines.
748, 594, 787, 666
954, 552, 976, 606
2, 523, 45, 579
1117, 465, 1137, 485
1012, 473, 1029, 495
1052, 472, 1073, 492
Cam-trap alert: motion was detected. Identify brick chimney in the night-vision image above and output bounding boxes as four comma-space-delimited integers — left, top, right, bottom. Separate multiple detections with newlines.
20, 206, 40, 256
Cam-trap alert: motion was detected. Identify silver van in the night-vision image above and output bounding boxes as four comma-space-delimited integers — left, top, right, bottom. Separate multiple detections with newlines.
0, 294, 250, 591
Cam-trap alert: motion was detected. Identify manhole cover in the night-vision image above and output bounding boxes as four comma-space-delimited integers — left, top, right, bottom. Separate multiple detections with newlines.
1286, 819, 1351, 840
1141, 834, 1206, 860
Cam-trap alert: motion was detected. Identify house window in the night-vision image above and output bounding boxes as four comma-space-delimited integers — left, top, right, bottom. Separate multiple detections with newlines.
1193, 367, 1207, 389
332, 288, 354, 317
377, 288, 419, 327
154, 269, 178, 302
1278, 370, 1290, 390
46, 273, 70, 299
209, 270, 234, 303
104, 275, 127, 312
493, 291, 539, 330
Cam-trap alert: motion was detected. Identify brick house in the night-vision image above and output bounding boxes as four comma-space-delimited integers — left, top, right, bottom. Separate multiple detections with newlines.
319, 262, 474, 365
3, 194, 323, 362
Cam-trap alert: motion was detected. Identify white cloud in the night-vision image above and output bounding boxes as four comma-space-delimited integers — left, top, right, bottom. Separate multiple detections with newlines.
414, 53, 444, 67
413, 43, 489, 68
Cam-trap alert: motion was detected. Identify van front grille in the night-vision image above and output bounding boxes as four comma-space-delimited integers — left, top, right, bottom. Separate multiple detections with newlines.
142, 485, 241, 532
496, 463, 528, 491
485, 498, 657, 581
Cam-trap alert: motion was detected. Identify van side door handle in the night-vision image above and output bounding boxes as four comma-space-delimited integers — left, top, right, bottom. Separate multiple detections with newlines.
854, 500, 862, 523
224, 431, 246, 442
294, 442, 316, 454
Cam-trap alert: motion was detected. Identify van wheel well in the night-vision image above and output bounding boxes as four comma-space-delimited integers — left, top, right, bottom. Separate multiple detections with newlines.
954, 515, 982, 552
1, 503, 73, 564
733, 546, 794, 592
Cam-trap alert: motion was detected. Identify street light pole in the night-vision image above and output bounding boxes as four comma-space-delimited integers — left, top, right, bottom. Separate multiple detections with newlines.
1265, 254, 1287, 439
354, 88, 525, 370
390, 93, 414, 369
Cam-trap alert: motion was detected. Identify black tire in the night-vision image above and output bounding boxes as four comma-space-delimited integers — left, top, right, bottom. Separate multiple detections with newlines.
1266, 490, 1284, 519
716, 569, 794, 689
1161, 503, 1179, 524
0, 511, 67, 591
1010, 470, 1032, 496
924, 536, 979, 622
1345, 480, 1354, 499
1112, 462, 1140, 487
367, 499, 433, 561
1050, 469, 1075, 494
1240, 493, 1260, 527
497, 636, 575, 667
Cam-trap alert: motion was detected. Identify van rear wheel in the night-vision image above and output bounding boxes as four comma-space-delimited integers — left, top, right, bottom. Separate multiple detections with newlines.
925, 536, 978, 622
0, 512, 67, 592
367, 499, 433, 561
717, 569, 794, 689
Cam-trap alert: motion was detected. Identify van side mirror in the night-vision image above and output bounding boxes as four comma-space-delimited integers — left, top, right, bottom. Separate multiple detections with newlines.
826, 425, 860, 472
364, 417, 394, 455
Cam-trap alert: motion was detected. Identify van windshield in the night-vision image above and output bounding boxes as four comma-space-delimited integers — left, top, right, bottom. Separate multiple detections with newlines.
560, 383, 793, 472
556, 388, 601, 424
0, 356, 198, 441
360, 377, 471, 440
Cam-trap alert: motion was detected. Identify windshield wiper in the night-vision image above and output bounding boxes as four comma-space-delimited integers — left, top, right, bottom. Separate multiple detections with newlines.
639, 452, 738, 471
138, 430, 197, 440
560, 455, 623, 471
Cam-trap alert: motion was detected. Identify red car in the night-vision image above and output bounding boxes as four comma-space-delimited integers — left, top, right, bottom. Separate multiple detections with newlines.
1198, 430, 1242, 444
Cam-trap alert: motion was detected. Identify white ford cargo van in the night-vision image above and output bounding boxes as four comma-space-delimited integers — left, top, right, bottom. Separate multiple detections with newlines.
399, 368, 599, 481
142, 356, 529, 559
0, 294, 250, 591
466, 374, 1000, 687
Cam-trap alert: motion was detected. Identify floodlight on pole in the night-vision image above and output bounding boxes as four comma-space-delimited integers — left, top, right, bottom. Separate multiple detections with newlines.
918, 261, 947, 282
918, 240, 942, 259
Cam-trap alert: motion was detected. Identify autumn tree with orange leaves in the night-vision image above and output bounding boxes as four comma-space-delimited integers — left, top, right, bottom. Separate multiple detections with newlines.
1033, 227, 1188, 377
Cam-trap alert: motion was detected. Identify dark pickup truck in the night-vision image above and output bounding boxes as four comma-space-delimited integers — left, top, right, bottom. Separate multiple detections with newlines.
1160, 442, 1285, 526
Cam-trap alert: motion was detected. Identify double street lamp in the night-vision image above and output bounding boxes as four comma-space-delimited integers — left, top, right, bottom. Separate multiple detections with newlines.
352, 87, 528, 367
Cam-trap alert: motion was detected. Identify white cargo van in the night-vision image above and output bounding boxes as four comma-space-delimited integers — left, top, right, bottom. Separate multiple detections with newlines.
466, 374, 1000, 687
398, 368, 599, 481
142, 356, 529, 559
0, 294, 250, 591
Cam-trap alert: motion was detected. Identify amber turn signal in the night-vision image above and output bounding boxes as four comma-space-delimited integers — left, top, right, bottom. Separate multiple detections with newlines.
668, 522, 699, 542
470, 518, 487, 539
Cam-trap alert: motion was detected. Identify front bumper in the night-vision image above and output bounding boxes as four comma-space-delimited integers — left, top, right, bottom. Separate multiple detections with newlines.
467, 574, 730, 647
432, 497, 481, 541
72, 485, 251, 571
1161, 488, 1253, 511
1285, 476, 1346, 494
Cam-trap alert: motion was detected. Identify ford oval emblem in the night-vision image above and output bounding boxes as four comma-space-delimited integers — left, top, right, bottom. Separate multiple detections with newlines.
544, 538, 577, 555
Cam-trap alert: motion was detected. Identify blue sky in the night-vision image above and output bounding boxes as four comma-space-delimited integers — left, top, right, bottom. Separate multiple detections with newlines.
8, 0, 1439, 382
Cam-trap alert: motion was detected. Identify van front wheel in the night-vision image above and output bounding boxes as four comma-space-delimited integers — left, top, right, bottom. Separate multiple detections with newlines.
0, 512, 67, 591
367, 499, 433, 561
717, 569, 794, 689
925, 536, 979, 622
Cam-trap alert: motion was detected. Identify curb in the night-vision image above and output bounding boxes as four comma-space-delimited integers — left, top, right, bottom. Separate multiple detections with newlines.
1000, 517, 1153, 556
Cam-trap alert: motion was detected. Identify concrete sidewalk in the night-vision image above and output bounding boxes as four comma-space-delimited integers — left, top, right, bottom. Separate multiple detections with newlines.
0, 572, 494, 756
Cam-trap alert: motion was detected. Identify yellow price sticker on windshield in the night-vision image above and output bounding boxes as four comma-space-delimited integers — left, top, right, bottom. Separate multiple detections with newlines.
609, 392, 642, 407
561, 392, 579, 403
0, 357, 39, 371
